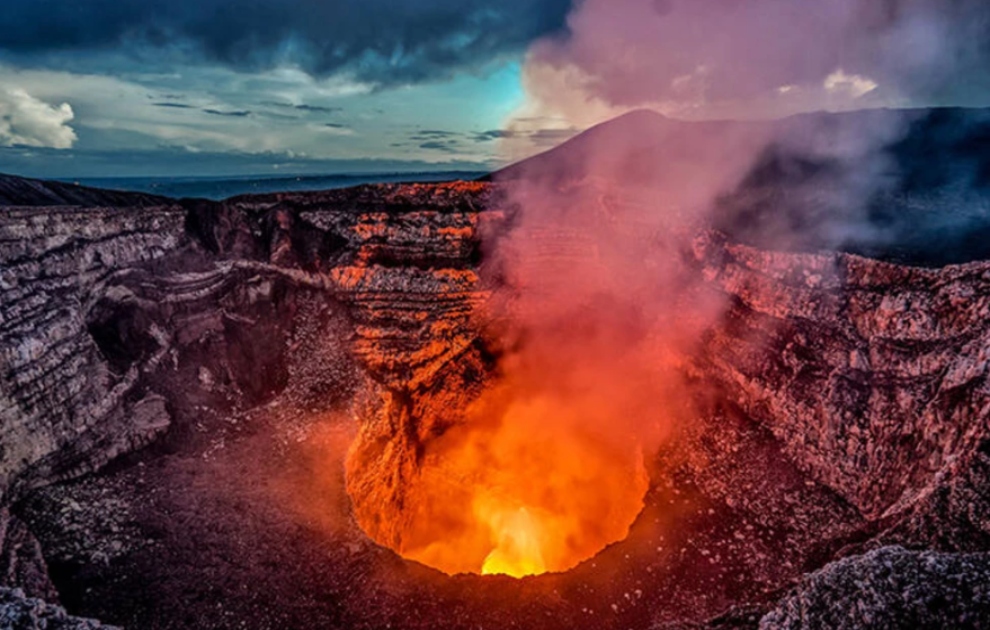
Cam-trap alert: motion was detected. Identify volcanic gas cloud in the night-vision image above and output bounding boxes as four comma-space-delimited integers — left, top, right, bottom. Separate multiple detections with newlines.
346, 0, 987, 578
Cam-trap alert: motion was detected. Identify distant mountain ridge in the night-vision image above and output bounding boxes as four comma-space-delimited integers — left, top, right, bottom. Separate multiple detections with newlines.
491, 106, 990, 186
0, 173, 169, 207
489, 106, 990, 266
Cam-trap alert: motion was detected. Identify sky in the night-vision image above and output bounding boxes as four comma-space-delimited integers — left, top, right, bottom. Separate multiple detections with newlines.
0, 0, 574, 178
1, 0, 989, 179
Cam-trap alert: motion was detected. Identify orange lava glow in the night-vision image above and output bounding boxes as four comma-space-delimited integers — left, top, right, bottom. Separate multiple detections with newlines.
395, 386, 650, 578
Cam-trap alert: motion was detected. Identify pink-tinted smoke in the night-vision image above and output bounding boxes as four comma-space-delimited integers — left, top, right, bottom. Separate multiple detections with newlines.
482, 0, 987, 476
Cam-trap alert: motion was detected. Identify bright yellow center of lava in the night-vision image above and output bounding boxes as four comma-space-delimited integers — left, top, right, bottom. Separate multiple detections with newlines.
393, 392, 650, 578
480, 507, 547, 577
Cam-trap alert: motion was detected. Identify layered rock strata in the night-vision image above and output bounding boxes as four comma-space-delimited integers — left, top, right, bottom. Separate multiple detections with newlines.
694, 232, 990, 543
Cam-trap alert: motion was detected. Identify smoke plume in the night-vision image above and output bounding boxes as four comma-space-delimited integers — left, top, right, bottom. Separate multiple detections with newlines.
470, 0, 990, 552
356, 0, 990, 577
521, 0, 990, 121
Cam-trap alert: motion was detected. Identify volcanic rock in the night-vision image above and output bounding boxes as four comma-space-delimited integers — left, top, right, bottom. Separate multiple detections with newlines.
0, 509, 57, 601
759, 546, 990, 629
0, 588, 117, 630
693, 231, 990, 527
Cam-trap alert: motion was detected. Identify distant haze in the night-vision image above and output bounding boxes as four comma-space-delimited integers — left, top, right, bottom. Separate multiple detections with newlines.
62, 171, 488, 201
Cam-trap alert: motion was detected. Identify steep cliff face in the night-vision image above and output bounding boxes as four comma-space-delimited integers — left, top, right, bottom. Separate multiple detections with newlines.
0, 183, 503, 603
0, 181, 495, 503
0, 205, 185, 499
2, 176, 990, 628
694, 232, 990, 538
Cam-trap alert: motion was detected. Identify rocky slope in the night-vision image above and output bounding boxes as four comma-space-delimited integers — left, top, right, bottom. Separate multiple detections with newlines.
0, 181, 494, 503
758, 546, 990, 629
1, 172, 989, 628
0, 175, 167, 208
0, 589, 116, 630
495, 107, 990, 266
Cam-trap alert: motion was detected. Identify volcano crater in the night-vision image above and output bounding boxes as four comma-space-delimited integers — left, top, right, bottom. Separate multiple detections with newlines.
2, 176, 989, 629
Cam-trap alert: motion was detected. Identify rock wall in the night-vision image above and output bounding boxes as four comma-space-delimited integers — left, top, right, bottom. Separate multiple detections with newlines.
0, 181, 501, 573
0, 206, 186, 500
694, 232, 990, 527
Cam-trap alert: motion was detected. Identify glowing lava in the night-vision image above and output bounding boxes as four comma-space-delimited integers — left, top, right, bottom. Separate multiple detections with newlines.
479, 507, 546, 577
363, 387, 651, 578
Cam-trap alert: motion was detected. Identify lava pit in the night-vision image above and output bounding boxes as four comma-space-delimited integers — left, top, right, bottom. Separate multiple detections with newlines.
346, 381, 650, 577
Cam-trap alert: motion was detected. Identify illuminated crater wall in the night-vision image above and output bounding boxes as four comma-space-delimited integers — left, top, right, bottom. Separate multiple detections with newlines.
342, 179, 702, 579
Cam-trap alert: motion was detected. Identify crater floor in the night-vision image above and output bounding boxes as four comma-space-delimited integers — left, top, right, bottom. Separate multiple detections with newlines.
19, 378, 864, 630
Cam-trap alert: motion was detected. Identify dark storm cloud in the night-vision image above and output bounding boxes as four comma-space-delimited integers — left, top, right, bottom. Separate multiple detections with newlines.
473, 129, 520, 141
203, 108, 251, 117
414, 130, 460, 138
419, 140, 459, 153
260, 102, 344, 114
295, 105, 343, 114
0, 0, 573, 85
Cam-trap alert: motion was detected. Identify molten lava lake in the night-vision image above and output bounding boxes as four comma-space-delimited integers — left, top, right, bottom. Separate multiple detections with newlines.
351, 400, 651, 578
